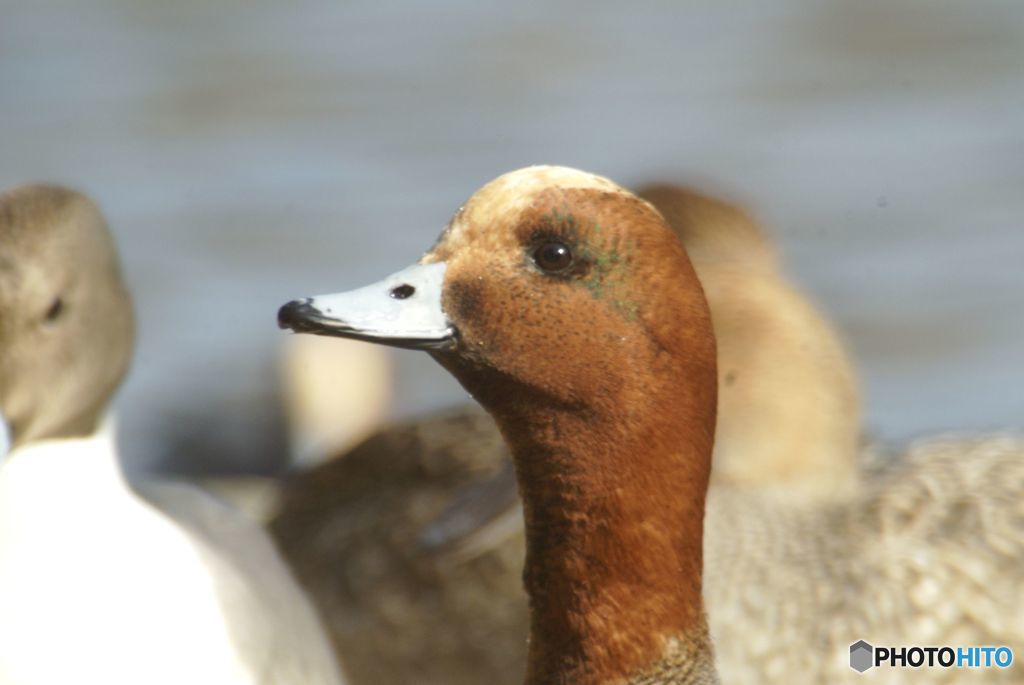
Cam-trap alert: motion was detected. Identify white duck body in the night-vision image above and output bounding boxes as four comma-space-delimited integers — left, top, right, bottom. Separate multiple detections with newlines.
0, 430, 345, 685
0, 427, 246, 684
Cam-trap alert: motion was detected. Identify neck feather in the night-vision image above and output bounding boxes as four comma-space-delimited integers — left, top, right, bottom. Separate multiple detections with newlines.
476, 370, 717, 685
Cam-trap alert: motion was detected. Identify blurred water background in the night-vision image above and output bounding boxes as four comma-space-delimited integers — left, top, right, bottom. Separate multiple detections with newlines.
1, 0, 1021, 475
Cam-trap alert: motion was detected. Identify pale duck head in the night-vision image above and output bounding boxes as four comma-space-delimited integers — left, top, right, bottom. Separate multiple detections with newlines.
0, 184, 134, 459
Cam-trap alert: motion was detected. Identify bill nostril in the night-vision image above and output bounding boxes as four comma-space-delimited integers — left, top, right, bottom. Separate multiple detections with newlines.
390, 284, 415, 300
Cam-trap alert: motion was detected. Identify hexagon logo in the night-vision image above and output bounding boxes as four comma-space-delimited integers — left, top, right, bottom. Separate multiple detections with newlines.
850, 640, 874, 673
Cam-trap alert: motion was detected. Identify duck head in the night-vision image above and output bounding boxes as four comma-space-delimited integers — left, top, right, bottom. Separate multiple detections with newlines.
0, 185, 134, 458
279, 166, 716, 425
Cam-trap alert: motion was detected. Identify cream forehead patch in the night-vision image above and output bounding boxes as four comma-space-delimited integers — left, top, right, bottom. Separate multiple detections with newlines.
443, 166, 630, 246
498, 165, 625, 194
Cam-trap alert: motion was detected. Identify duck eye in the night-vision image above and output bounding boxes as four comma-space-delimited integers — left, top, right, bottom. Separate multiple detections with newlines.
532, 242, 573, 273
44, 297, 64, 323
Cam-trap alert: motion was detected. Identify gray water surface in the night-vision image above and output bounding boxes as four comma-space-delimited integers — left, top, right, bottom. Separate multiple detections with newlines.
2, 0, 1021, 472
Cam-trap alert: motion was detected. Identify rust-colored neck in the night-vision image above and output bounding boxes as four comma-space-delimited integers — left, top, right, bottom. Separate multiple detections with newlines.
440, 338, 717, 685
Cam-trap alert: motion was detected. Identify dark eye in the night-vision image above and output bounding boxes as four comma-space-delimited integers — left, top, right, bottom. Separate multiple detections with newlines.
44, 297, 64, 323
532, 241, 574, 273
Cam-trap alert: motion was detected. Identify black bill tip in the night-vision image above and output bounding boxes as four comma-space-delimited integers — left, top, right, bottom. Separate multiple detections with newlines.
278, 298, 325, 333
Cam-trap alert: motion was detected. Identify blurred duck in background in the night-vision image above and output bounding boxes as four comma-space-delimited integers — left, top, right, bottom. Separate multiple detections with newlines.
280, 334, 392, 472
270, 175, 1024, 684
196, 334, 391, 524
0, 185, 344, 685
639, 184, 861, 500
